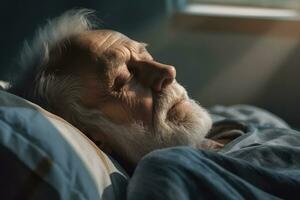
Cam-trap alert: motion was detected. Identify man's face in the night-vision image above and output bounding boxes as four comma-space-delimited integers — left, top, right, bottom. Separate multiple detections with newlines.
68, 30, 212, 166
76, 30, 175, 126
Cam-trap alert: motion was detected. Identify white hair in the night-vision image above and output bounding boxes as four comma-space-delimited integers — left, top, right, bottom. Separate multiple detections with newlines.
0, 81, 10, 90
9, 9, 99, 130
9, 9, 94, 96
19, 8, 94, 73
7, 9, 122, 147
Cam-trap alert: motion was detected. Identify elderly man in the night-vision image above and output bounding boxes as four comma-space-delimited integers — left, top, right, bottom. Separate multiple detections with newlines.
8, 9, 300, 199
9, 9, 216, 173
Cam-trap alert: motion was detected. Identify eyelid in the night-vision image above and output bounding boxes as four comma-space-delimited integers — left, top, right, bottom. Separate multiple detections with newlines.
113, 72, 133, 92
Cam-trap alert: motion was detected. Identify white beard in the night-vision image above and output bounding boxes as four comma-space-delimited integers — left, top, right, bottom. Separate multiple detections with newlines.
98, 82, 212, 167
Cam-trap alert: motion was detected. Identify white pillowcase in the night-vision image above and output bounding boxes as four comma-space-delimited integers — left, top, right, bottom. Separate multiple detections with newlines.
0, 90, 128, 200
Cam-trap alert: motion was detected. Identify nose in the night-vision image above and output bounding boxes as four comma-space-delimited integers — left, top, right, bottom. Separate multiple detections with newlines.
133, 60, 176, 92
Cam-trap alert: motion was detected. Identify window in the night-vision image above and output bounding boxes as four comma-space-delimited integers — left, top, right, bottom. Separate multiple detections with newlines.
185, 0, 300, 19
174, 0, 300, 37
189, 0, 300, 10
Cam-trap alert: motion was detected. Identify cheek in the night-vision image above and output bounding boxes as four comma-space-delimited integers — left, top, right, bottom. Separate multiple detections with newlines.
100, 102, 132, 124
80, 76, 133, 124
98, 86, 153, 126
123, 84, 153, 125
101, 95, 153, 126
82, 72, 154, 126
134, 95, 153, 124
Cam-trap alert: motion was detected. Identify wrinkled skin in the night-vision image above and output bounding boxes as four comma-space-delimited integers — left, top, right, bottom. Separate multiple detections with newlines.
57, 30, 215, 172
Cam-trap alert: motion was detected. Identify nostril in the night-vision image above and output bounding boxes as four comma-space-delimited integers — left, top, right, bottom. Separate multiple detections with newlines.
164, 66, 176, 85
145, 61, 176, 92
167, 66, 176, 79
154, 66, 176, 91
161, 77, 174, 89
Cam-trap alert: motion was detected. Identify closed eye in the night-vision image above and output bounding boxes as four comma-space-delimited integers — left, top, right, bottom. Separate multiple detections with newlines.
113, 73, 133, 92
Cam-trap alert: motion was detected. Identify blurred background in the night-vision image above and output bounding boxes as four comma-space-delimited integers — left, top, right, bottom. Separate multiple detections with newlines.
1, 0, 300, 127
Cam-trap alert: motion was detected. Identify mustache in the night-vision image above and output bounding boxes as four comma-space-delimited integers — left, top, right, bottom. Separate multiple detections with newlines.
152, 82, 188, 121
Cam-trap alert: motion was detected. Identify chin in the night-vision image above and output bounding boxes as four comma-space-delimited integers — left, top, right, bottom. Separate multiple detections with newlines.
152, 82, 213, 148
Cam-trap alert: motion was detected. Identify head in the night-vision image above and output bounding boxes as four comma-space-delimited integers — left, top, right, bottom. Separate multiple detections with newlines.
9, 9, 212, 172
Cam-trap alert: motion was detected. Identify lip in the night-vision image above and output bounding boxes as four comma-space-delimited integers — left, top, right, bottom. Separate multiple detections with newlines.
167, 98, 191, 122
170, 98, 186, 111
170, 91, 188, 109
151, 92, 182, 122
151, 88, 187, 126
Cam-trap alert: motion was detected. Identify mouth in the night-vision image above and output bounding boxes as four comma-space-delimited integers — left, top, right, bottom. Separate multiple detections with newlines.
151, 84, 188, 125
169, 98, 186, 111
167, 96, 192, 122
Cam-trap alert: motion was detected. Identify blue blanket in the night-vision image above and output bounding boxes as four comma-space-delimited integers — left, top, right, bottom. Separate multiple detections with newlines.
126, 105, 300, 200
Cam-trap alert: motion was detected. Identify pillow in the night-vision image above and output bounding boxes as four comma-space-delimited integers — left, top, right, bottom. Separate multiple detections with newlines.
0, 90, 128, 200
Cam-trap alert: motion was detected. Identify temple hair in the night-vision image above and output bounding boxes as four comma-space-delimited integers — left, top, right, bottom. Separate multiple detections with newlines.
8, 9, 104, 137
9, 9, 95, 103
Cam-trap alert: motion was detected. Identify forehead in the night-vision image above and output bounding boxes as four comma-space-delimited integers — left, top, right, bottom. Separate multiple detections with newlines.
73, 30, 145, 56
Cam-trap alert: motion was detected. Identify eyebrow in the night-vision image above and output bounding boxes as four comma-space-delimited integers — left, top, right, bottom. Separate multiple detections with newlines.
141, 42, 148, 47
138, 43, 149, 53
104, 51, 125, 69
98, 42, 150, 70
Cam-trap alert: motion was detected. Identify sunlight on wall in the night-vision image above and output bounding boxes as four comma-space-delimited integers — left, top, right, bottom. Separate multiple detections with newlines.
199, 24, 300, 104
